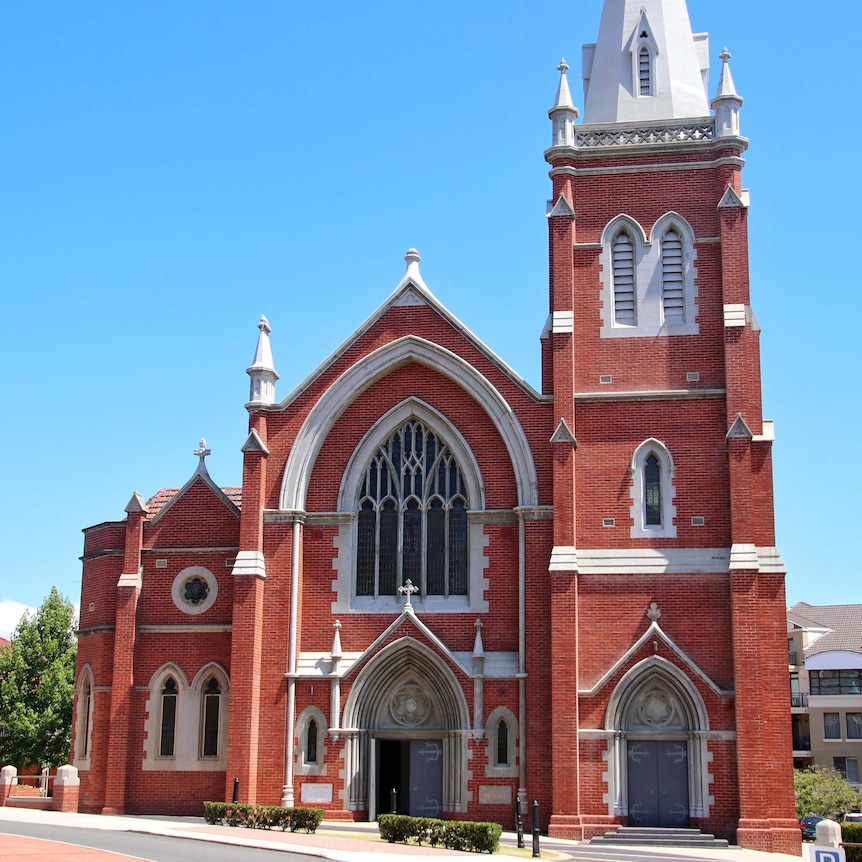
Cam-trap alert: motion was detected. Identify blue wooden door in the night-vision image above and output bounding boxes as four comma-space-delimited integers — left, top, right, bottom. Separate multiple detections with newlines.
409, 740, 443, 818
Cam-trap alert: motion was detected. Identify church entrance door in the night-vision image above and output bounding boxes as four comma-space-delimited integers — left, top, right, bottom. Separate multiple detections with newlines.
626, 740, 689, 828
377, 739, 443, 817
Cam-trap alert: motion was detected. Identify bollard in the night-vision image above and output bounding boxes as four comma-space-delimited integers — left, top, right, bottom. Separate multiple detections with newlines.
515, 796, 525, 849
390, 787, 397, 814
232, 777, 240, 804
532, 800, 540, 858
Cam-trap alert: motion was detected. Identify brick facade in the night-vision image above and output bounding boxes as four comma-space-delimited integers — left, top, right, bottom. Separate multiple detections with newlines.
71, 3, 799, 852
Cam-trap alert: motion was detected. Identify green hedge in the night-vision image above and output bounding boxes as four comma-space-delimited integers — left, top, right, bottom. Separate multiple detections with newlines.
203, 801, 323, 833
377, 813, 501, 853
843, 822, 862, 862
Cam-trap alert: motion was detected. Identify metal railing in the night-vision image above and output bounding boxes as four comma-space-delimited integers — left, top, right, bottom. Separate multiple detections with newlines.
791, 693, 809, 707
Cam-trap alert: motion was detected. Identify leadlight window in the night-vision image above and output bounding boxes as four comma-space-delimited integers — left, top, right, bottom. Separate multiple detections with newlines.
496, 720, 509, 767
160, 678, 178, 757
644, 454, 661, 526
661, 229, 685, 324
356, 419, 468, 599
307, 719, 318, 764
638, 46, 652, 96
612, 231, 636, 325
201, 677, 221, 757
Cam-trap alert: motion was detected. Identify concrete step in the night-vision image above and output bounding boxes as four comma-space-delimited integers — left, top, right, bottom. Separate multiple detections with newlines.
590, 827, 729, 848
5, 797, 52, 810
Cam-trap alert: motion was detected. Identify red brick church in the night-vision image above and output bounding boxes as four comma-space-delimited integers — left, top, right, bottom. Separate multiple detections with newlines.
72, 0, 799, 851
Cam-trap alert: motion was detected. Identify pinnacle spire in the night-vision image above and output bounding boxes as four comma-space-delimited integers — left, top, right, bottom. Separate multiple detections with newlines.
548, 58, 579, 149
711, 46, 743, 138
247, 315, 279, 407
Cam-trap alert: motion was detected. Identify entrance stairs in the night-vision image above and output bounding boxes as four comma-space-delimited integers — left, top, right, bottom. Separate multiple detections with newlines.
590, 827, 730, 848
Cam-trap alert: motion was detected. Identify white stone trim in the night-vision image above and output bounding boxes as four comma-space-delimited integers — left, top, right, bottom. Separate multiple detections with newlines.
552, 310, 574, 333
231, 550, 266, 579
281, 336, 538, 510
599, 213, 698, 339
171, 566, 218, 616
549, 546, 579, 572
629, 438, 677, 539
577, 548, 730, 575
723, 303, 746, 327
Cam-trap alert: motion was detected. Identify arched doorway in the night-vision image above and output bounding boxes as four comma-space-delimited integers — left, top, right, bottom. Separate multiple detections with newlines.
606, 657, 711, 828
341, 637, 471, 819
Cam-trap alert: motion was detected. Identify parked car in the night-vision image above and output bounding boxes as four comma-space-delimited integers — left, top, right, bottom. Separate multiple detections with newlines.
800, 816, 825, 840
844, 813, 862, 823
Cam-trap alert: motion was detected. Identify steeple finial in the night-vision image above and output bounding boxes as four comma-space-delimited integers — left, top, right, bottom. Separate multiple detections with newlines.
548, 58, 579, 149
193, 438, 212, 477
246, 314, 279, 407
711, 46, 743, 138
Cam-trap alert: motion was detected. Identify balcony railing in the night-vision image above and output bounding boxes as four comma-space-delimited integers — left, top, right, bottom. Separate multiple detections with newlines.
792, 736, 811, 752
791, 693, 809, 708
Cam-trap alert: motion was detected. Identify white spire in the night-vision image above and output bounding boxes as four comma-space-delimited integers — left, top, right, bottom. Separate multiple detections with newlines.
582, 0, 710, 125
711, 47, 743, 138
548, 58, 579, 149
247, 315, 279, 406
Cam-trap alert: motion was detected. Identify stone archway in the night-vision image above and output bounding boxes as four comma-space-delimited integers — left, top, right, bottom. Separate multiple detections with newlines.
605, 657, 711, 826
341, 637, 471, 819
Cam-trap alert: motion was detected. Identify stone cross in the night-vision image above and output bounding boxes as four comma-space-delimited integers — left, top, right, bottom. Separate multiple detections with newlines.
398, 579, 419, 609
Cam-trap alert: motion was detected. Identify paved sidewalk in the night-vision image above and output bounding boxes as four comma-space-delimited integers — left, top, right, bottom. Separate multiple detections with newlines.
0, 806, 809, 862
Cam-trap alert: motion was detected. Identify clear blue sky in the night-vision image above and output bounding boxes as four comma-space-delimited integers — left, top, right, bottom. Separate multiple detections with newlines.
1, 1, 858, 636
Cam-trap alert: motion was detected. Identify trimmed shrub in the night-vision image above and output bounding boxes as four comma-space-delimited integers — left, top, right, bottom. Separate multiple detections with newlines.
203, 801, 323, 833
377, 813, 501, 853
843, 822, 862, 862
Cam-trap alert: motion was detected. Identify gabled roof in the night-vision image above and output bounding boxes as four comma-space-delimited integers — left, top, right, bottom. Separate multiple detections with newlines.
276, 250, 545, 410
788, 602, 862, 658
145, 487, 242, 519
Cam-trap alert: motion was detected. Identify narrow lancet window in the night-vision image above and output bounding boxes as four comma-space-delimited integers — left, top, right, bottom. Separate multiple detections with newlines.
496, 720, 509, 766
644, 454, 662, 526
307, 719, 318, 764
201, 677, 221, 757
160, 677, 178, 757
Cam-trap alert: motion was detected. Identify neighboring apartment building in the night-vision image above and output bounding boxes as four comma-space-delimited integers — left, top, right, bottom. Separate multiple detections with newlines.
788, 603, 862, 787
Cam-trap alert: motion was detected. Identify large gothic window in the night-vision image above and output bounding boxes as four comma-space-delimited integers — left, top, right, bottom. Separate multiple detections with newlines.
356, 419, 468, 599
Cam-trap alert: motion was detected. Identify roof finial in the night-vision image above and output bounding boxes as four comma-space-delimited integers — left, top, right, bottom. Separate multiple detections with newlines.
194, 438, 211, 461
258, 314, 272, 335
557, 57, 569, 74
720, 46, 732, 64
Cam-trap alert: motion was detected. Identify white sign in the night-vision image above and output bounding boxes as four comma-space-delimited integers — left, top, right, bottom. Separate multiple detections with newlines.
813, 848, 846, 862
301, 783, 333, 803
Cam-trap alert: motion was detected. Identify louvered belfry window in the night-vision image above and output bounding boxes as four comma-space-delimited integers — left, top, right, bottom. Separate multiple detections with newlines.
612, 231, 636, 325
661, 229, 685, 324
638, 46, 652, 96
357, 419, 468, 598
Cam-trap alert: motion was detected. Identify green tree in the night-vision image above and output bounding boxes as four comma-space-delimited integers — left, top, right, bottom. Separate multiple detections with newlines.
795, 766, 862, 821
0, 588, 77, 768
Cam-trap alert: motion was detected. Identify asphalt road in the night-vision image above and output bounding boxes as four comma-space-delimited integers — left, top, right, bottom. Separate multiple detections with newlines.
0, 822, 322, 862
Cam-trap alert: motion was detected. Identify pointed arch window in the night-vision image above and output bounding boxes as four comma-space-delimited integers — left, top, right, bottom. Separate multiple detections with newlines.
307, 719, 319, 765
630, 439, 677, 539
200, 677, 221, 757
638, 45, 652, 96
612, 231, 636, 325
356, 419, 468, 599
496, 720, 509, 766
661, 228, 685, 324
644, 454, 662, 526
159, 677, 178, 757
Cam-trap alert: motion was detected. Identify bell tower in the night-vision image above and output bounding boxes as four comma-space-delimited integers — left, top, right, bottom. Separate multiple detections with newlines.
542, 0, 799, 852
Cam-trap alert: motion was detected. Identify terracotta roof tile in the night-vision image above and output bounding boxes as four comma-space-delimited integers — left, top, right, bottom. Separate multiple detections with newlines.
789, 602, 862, 658
144, 487, 242, 519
